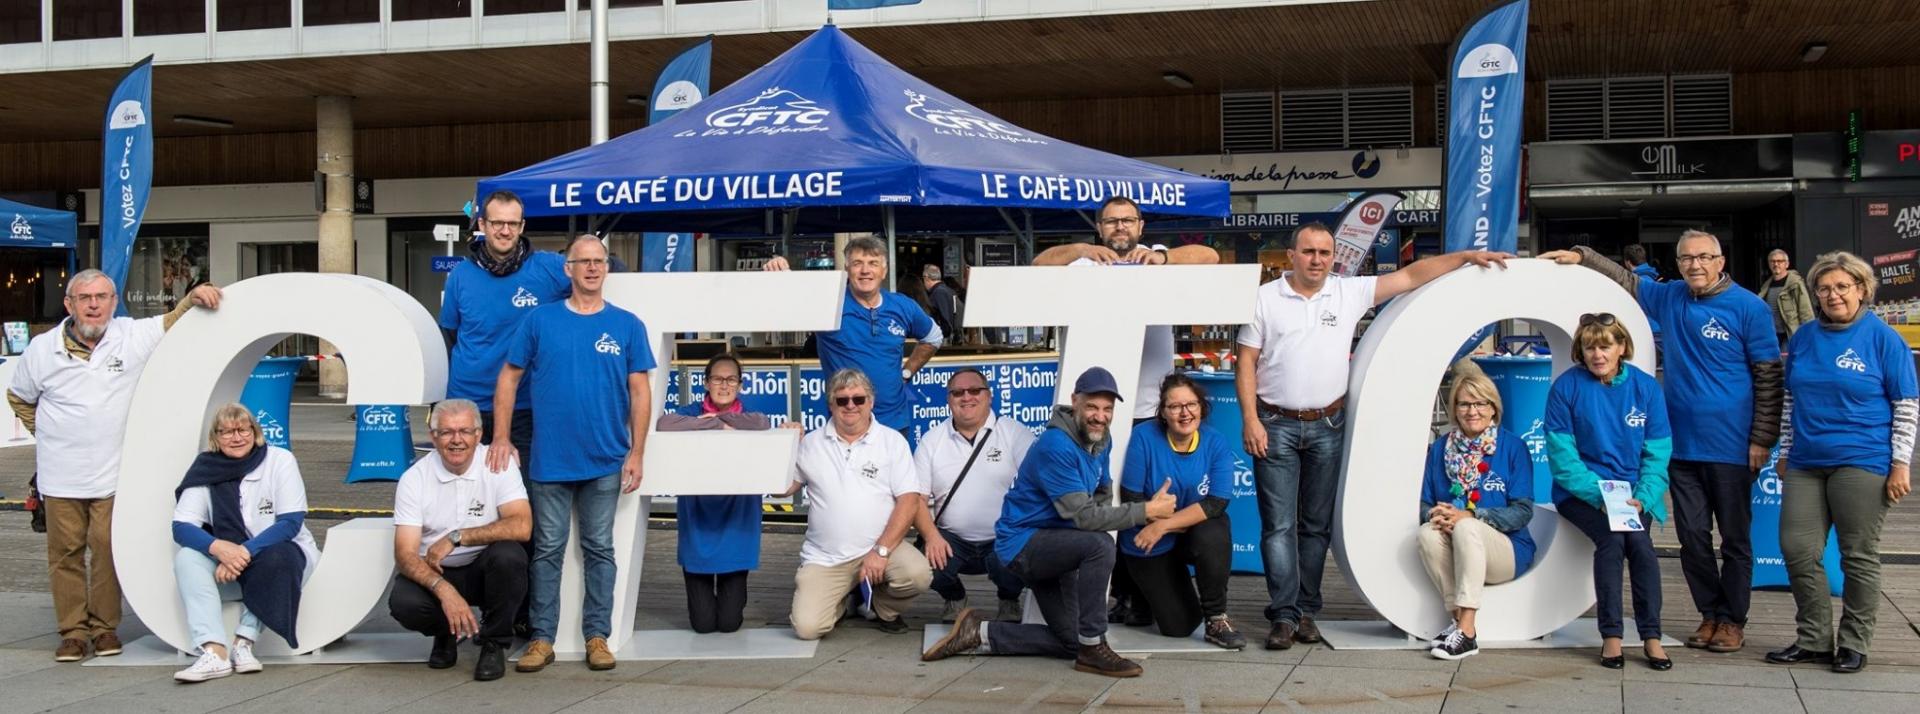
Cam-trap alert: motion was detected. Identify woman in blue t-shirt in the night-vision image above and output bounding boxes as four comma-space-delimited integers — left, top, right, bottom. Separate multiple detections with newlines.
1765, 252, 1917, 674
1117, 373, 1246, 650
656, 354, 800, 634
1545, 313, 1674, 671
1417, 360, 1536, 661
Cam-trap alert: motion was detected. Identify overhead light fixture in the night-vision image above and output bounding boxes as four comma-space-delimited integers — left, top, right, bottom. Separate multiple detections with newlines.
171, 114, 233, 129
1801, 42, 1827, 63
1161, 71, 1193, 90
625, 94, 649, 107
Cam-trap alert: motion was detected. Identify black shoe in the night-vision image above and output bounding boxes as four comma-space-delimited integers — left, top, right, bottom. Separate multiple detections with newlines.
1429, 630, 1479, 661
474, 640, 506, 681
1599, 654, 1624, 669
922, 608, 984, 662
1203, 616, 1247, 651
1646, 654, 1673, 671
1294, 616, 1323, 643
1764, 644, 1834, 665
428, 635, 458, 669
512, 622, 532, 641
1072, 640, 1142, 678
1265, 622, 1297, 651
876, 615, 909, 634
1831, 648, 1867, 673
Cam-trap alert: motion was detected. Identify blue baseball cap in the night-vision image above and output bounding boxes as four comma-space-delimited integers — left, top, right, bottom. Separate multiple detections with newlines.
1073, 367, 1125, 401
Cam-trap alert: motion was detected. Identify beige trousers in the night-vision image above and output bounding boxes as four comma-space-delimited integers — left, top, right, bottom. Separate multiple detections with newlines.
1417, 518, 1515, 610
790, 544, 932, 640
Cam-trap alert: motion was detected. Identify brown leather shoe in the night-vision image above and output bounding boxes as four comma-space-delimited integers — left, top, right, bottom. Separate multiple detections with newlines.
91, 632, 122, 657
1707, 623, 1745, 653
1685, 620, 1717, 649
1072, 640, 1142, 678
923, 608, 985, 662
1294, 616, 1323, 644
54, 638, 87, 662
515, 640, 555, 673
1265, 621, 1297, 650
586, 637, 616, 671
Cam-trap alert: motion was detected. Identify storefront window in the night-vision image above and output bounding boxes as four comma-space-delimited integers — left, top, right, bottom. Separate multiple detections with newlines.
135, 0, 205, 36
0, 249, 68, 328
392, 0, 471, 21
124, 228, 211, 318
54, 0, 121, 41
303, 0, 379, 26
216, 0, 290, 31
0, 2, 38, 44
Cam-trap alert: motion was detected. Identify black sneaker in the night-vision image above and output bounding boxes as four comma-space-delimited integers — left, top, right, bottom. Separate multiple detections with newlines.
1204, 616, 1247, 650
922, 608, 984, 662
428, 634, 458, 669
1073, 640, 1143, 678
876, 615, 910, 634
473, 640, 506, 681
1429, 630, 1479, 661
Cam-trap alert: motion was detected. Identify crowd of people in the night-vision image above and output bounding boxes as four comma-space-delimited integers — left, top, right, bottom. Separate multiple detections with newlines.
5, 189, 1911, 686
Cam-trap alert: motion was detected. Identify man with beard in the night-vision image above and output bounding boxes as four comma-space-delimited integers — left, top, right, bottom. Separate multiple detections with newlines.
8, 269, 223, 662
1542, 230, 1782, 654
440, 190, 570, 481
921, 367, 1178, 678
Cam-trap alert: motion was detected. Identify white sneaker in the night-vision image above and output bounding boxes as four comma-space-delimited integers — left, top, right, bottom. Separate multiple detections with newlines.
1430, 621, 1460, 648
174, 651, 233, 683
230, 640, 262, 674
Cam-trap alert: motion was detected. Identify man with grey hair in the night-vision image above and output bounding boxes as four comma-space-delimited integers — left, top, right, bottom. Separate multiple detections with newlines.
1544, 230, 1782, 653
763, 237, 943, 445
785, 368, 932, 639
8, 269, 221, 662
1757, 248, 1814, 348
389, 399, 531, 681
921, 264, 963, 343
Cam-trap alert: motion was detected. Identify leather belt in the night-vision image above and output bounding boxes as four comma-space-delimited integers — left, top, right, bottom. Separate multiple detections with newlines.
1259, 396, 1346, 422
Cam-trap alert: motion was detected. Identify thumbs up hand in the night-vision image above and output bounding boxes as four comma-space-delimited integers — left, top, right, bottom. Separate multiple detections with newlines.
1146, 479, 1179, 520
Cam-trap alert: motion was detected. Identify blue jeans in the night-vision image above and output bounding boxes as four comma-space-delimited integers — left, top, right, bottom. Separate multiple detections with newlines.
173, 547, 260, 651
1559, 497, 1663, 640
1252, 409, 1346, 624
528, 474, 621, 643
985, 528, 1115, 658
926, 528, 1024, 602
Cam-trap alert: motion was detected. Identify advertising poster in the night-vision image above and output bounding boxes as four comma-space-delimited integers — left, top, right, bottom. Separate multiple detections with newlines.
1861, 196, 1920, 302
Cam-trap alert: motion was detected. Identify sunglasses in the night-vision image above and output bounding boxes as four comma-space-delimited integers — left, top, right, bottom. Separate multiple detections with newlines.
833, 395, 869, 408
948, 387, 988, 397
1578, 312, 1618, 327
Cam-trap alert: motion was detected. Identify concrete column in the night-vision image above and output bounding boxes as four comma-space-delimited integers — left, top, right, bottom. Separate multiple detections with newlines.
316, 96, 354, 398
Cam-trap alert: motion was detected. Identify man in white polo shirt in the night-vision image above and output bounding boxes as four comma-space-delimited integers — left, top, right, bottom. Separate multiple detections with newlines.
8, 268, 222, 663
1034, 196, 1219, 423
787, 368, 933, 640
1235, 222, 1508, 650
913, 368, 1037, 624
388, 399, 531, 682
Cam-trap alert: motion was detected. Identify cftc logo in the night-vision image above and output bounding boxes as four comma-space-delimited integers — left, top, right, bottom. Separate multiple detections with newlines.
8, 214, 30, 241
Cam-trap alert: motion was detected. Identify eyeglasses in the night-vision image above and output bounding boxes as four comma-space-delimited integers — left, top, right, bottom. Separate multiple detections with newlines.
480, 219, 525, 231
431, 427, 481, 438
1163, 401, 1202, 415
948, 387, 987, 398
1816, 282, 1859, 298
1676, 253, 1723, 266
1456, 400, 1494, 414
1098, 216, 1142, 228
67, 291, 114, 305
833, 395, 869, 408
1578, 312, 1618, 327
707, 376, 741, 386
566, 258, 608, 267
216, 427, 253, 439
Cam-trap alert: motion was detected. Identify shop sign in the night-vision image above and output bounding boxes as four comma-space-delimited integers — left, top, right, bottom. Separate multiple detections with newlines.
1529, 136, 1792, 185
1141, 148, 1442, 193
1210, 209, 1440, 230
1862, 130, 1920, 179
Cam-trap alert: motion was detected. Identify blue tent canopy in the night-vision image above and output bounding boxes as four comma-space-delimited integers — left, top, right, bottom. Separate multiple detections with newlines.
478, 25, 1228, 233
1, 197, 78, 251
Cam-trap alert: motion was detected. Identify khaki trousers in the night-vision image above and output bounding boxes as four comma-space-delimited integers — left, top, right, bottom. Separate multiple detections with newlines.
1416, 518, 1515, 611
790, 544, 931, 640
43, 496, 121, 639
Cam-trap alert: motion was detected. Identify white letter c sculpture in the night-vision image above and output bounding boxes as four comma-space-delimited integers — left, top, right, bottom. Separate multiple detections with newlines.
1338, 260, 1655, 642
114, 273, 446, 656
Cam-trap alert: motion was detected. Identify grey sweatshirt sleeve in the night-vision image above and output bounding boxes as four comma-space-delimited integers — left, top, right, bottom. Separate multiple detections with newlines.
656, 414, 724, 432
1053, 485, 1148, 532
1572, 246, 1639, 297
717, 412, 773, 431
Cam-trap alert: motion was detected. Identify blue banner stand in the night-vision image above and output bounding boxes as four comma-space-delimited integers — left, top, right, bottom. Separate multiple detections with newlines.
1189, 372, 1264, 574
346, 405, 414, 483
1750, 443, 1843, 596
1472, 355, 1554, 504
237, 356, 305, 449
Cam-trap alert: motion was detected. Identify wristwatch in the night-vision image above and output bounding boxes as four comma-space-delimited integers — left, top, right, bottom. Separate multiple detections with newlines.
448, 529, 463, 547
901, 368, 912, 380
875, 545, 892, 558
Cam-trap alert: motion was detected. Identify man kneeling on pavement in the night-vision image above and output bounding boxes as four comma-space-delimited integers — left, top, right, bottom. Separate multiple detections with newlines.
923, 367, 1178, 677
388, 399, 532, 681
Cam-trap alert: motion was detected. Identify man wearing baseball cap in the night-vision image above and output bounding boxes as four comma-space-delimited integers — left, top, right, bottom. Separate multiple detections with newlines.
921, 367, 1177, 677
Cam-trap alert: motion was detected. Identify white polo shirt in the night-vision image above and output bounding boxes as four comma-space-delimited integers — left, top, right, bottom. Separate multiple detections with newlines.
172, 446, 321, 577
914, 415, 1038, 542
793, 422, 923, 567
9, 316, 166, 498
1236, 274, 1379, 410
393, 444, 528, 569
1069, 249, 1175, 419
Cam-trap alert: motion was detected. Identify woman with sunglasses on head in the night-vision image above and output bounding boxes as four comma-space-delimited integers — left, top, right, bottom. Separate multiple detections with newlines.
1545, 313, 1674, 671
1765, 252, 1916, 674
1113, 373, 1248, 650
657, 354, 801, 634
1416, 360, 1535, 661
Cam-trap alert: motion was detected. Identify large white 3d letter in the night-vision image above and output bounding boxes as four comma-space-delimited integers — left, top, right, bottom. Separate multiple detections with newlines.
115, 274, 447, 655
535, 270, 842, 655
964, 265, 1258, 467
1338, 260, 1655, 641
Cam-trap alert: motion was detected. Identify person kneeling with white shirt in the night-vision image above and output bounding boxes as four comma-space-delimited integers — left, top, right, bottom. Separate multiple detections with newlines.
388, 399, 532, 681
170, 404, 319, 683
